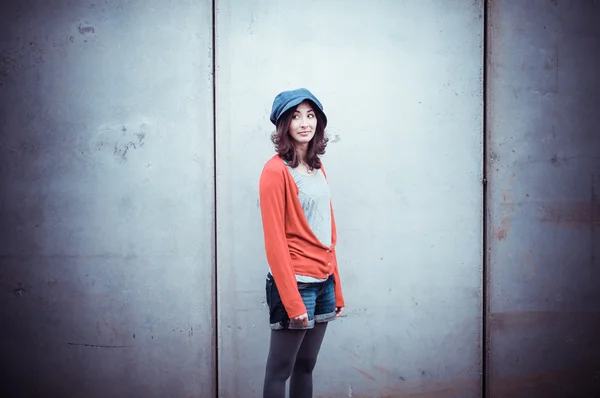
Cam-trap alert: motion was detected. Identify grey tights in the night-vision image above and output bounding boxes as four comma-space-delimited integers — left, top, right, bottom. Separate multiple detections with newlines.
263, 323, 328, 398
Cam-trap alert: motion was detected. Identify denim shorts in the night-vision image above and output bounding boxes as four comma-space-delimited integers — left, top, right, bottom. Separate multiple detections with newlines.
265, 273, 337, 330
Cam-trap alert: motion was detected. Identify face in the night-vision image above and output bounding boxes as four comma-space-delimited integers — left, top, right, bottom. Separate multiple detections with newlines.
288, 101, 317, 146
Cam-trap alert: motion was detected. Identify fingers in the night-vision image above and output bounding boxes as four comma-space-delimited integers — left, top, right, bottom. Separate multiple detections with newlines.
301, 314, 308, 327
335, 306, 344, 317
292, 318, 308, 327
292, 313, 309, 327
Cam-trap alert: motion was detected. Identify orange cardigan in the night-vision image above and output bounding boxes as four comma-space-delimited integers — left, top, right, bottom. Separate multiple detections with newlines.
259, 154, 345, 319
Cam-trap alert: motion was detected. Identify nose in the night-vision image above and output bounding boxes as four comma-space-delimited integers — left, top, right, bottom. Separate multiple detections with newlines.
300, 116, 309, 127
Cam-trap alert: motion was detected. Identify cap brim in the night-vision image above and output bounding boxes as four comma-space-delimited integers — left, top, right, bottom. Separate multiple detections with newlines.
274, 97, 327, 127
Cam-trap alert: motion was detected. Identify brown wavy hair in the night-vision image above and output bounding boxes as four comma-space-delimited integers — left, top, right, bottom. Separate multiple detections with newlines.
270, 100, 328, 169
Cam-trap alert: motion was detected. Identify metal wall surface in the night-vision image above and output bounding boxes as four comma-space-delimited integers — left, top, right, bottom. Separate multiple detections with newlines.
486, 0, 600, 396
215, 1, 484, 396
0, 1, 215, 397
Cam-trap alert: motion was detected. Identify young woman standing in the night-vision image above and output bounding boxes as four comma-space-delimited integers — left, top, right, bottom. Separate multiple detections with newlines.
259, 88, 345, 398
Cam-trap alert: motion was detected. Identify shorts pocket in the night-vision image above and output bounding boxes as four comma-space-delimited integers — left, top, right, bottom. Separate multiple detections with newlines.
265, 277, 270, 306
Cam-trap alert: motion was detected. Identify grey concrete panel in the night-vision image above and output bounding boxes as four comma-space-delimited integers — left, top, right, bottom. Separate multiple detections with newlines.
0, 1, 215, 397
215, 1, 484, 396
487, 1, 600, 396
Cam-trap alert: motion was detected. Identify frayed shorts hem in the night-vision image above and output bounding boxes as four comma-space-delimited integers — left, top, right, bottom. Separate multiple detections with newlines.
269, 311, 336, 331
266, 273, 337, 331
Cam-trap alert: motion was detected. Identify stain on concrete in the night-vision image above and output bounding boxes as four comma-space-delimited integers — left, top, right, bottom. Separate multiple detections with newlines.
353, 367, 376, 382
113, 141, 137, 160
0, 52, 17, 79
329, 377, 479, 398
541, 201, 600, 227
343, 347, 361, 359
93, 122, 148, 163
78, 23, 95, 35
488, 310, 600, 331
247, 12, 257, 34
67, 342, 131, 348
493, 213, 512, 241
372, 364, 391, 376
13, 284, 27, 297
550, 153, 568, 167
489, 150, 500, 162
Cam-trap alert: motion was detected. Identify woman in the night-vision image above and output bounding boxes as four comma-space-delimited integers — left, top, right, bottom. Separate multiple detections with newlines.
259, 88, 345, 398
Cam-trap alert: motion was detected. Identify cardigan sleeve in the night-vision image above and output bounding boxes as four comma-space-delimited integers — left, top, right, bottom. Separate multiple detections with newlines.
259, 166, 307, 319
330, 203, 345, 308
321, 165, 345, 307
332, 252, 345, 308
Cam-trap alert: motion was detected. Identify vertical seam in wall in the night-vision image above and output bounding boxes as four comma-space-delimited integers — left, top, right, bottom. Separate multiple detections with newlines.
211, 0, 219, 396
593, 174, 598, 268
482, 0, 489, 397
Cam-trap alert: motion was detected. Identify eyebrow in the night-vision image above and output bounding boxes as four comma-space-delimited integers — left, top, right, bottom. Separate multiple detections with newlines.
294, 109, 314, 113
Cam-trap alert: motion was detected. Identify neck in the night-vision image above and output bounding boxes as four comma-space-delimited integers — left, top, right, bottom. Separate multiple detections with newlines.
295, 144, 308, 163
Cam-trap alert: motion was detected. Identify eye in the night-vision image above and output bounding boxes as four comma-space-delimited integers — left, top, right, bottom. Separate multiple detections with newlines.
308, 114, 315, 118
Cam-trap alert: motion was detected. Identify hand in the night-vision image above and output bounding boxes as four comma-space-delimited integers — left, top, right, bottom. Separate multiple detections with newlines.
335, 306, 344, 317
292, 313, 309, 327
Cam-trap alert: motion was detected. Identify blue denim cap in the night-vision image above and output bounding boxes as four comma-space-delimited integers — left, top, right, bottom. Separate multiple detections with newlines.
269, 88, 327, 127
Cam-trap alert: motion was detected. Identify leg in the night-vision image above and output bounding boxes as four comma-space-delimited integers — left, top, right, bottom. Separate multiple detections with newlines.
263, 329, 307, 398
289, 322, 329, 398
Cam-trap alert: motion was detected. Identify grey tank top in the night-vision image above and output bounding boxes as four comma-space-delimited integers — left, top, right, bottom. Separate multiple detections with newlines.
286, 163, 332, 283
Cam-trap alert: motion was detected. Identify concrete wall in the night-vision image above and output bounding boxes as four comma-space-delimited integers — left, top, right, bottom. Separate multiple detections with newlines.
1, 0, 599, 397
215, 0, 484, 396
486, 0, 600, 396
0, 1, 216, 397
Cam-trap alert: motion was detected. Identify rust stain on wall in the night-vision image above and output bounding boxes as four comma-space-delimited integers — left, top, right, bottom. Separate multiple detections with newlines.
353, 367, 376, 382
344, 347, 361, 359
489, 310, 600, 332
493, 214, 511, 241
494, 193, 515, 240
489, 363, 600, 397
541, 202, 600, 228
372, 364, 391, 376
339, 378, 479, 398
323, 364, 599, 398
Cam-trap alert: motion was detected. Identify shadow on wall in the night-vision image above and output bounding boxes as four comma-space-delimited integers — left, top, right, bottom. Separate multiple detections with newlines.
0, 2, 107, 396
486, 0, 600, 396
1, 0, 219, 396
